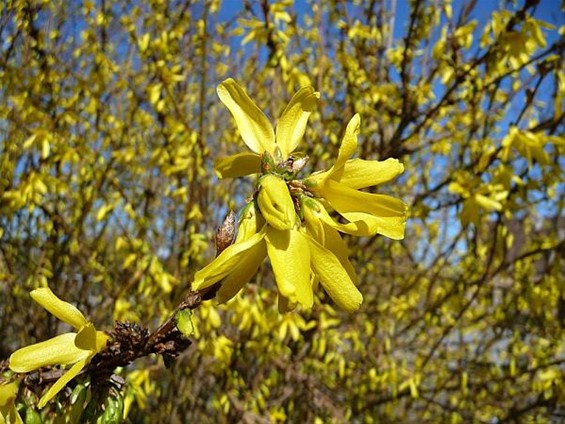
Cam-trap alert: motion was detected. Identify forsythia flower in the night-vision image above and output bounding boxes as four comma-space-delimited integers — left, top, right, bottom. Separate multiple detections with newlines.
9, 288, 109, 408
0, 382, 23, 424
194, 78, 408, 312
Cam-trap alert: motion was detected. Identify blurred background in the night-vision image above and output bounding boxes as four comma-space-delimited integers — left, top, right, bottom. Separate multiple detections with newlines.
0, 0, 563, 422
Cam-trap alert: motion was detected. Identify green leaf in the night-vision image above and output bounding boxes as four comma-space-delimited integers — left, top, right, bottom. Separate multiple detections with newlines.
176, 309, 194, 337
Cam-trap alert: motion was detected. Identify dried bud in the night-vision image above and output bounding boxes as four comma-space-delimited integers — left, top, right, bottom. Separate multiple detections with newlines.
215, 210, 236, 255
289, 154, 309, 174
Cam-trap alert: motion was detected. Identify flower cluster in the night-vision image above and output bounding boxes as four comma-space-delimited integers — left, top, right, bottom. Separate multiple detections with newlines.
193, 79, 408, 312
8, 288, 108, 408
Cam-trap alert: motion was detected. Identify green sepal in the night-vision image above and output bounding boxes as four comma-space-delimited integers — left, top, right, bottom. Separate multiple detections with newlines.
260, 151, 276, 174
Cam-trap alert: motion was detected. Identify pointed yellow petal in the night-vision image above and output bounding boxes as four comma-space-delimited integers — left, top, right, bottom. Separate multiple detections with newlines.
342, 211, 406, 240
322, 179, 407, 239
303, 114, 360, 187
75, 323, 100, 351
217, 78, 275, 154
338, 158, 404, 189
37, 358, 89, 408
215, 152, 261, 178
302, 198, 359, 281
332, 114, 360, 176
30, 288, 87, 330
9, 334, 90, 372
192, 230, 266, 291
321, 224, 358, 285
302, 201, 326, 242
303, 197, 374, 236
266, 228, 313, 308
307, 236, 363, 312
275, 86, 319, 158
216, 242, 267, 303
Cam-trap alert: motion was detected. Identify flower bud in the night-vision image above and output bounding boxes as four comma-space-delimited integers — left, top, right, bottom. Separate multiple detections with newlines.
257, 174, 296, 230
215, 210, 236, 255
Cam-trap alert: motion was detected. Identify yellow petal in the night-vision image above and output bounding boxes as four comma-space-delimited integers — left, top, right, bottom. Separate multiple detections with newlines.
275, 86, 319, 158
320, 224, 358, 285
96, 331, 110, 352
302, 200, 326, 242
322, 179, 407, 239
340, 211, 406, 240
9, 334, 90, 372
216, 241, 267, 303
30, 288, 87, 330
332, 114, 360, 175
0, 382, 18, 406
75, 322, 107, 352
215, 152, 261, 179
303, 114, 360, 187
302, 200, 357, 283
0, 382, 23, 424
303, 197, 380, 237
265, 228, 313, 308
235, 201, 266, 244
192, 230, 266, 291
474, 193, 503, 211
257, 175, 296, 231
337, 158, 404, 189
217, 78, 275, 154
37, 358, 90, 408
307, 236, 363, 312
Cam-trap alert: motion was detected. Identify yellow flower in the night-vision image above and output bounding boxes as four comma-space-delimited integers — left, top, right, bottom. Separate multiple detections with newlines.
9, 288, 109, 409
0, 382, 23, 424
201, 79, 407, 313
215, 78, 319, 178
304, 114, 408, 240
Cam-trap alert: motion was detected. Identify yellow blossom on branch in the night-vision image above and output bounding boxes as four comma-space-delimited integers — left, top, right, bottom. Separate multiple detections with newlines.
194, 78, 408, 312
9, 288, 109, 409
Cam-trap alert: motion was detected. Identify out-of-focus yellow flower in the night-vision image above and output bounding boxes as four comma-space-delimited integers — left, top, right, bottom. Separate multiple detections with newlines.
0, 382, 23, 424
215, 78, 319, 178
304, 114, 408, 240
9, 288, 109, 409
